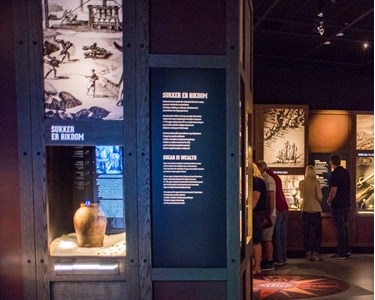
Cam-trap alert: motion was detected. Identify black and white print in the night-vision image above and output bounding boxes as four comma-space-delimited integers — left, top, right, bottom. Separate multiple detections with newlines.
42, 0, 123, 120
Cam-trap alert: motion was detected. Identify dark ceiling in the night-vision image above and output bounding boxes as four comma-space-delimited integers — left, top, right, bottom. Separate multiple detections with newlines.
253, 0, 374, 70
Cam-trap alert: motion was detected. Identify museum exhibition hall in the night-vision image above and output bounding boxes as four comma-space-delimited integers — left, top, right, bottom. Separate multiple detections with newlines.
0, 0, 373, 299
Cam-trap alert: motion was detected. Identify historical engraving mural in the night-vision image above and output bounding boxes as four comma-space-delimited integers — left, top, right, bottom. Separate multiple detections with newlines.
264, 108, 305, 168
42, 0, 123, 120
356, 114, 374, 150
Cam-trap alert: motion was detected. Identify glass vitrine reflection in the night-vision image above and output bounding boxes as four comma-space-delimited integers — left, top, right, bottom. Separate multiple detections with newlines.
47, 145, 125, 257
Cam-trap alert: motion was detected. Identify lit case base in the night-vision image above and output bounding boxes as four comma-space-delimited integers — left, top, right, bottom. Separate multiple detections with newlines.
50, 232, 126, 256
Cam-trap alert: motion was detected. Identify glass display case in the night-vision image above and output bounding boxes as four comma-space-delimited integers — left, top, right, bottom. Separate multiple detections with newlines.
42, 1, 126, 260
47, 145, 125, 257
356, 154, 374, 211
278, 174, 304, 210
356, 114, 374, 212
356, 115, 374, 151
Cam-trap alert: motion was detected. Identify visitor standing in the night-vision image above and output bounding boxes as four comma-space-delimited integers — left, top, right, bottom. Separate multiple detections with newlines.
260, 161, 289, 267
252, 163, 268, 275
327, 154, 351, 259
299, 165, 323, 261
256, 161, 276, 271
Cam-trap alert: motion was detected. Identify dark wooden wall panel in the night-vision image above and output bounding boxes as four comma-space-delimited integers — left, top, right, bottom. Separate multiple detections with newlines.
0, 1, 24, 299
51, 282, 127, 300
354, 215, 374, 246
150, 0, 226, 55
153, 281, 227, 300
136, 0, 153, 298
286, 212, 372, 251
123, 0, 140, 299
321, 216, 339, 248
287, 213, 339, 250
286, 213, 304, 250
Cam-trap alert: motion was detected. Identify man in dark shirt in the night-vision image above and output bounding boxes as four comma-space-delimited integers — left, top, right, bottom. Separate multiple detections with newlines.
327, 154, 351, 259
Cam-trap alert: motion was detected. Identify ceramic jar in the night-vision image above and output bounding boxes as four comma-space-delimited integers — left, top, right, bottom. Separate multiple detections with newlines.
73, 203, 107, 247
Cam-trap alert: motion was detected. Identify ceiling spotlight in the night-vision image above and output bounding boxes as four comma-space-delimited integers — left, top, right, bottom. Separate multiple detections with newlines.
317, 24, 325, 36
336, 32, 344, 37
324, 41, 331, 45
317, 12, 324, 18
363, 42, 369, 49
314, 19, 325, 36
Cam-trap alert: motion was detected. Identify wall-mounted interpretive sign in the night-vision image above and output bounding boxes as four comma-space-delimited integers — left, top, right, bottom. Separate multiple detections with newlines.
309, 153, 348, 212
263, 108, 305, 168
69, 145, 125, 232
42, 0, 123, 120
151, 68, 226, 268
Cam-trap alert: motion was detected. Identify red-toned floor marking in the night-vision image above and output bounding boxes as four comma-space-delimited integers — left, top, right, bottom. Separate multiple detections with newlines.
253, 274, 350, 299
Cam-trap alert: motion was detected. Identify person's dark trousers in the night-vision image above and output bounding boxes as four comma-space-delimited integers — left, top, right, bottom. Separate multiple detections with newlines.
273, 211, 288, 262
331, 207, 351, 256
301, 212, 322, 253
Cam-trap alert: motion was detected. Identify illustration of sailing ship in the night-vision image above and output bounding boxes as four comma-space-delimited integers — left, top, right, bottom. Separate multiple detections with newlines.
276, 141, 302, 164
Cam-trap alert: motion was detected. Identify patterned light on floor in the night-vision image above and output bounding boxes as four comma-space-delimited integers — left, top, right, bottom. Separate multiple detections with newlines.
253, 274, 350, 299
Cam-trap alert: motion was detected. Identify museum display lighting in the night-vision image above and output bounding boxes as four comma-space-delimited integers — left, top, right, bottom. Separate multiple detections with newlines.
315, 19, 325, 36
58, 240, 76, 250
314, 0, 325, 36
54, 262, 119, 275
55, 263, 118, 271
358, 211, 373, 214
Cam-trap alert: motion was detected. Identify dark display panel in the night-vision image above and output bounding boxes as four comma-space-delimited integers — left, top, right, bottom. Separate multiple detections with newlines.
149, 0, 226, 55
94, 145, 124, 232
309, 153, 349, 213
151, 68, 226, 267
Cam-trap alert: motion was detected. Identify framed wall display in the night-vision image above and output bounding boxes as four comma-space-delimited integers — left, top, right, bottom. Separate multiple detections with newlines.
356, 114, 374, 150
356, 154, 374, 211
42, 0, 124, 120
308, 111, 350, 153
263, 108, 306, 168
150, 68, 227, 268
13, 0, 250, 298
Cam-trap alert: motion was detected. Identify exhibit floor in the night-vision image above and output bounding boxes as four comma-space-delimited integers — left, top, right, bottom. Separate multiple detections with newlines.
253, 253, 374, 300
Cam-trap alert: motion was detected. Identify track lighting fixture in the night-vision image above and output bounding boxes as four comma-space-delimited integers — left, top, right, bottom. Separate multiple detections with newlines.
314, 0, 325, 35
314, 18, 325, 36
